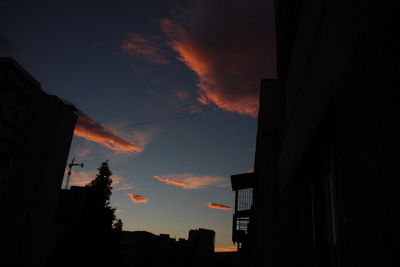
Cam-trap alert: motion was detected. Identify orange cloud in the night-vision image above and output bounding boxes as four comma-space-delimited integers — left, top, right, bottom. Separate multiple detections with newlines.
206, 202, 232, 211
121, 33, 169, 64
106, 121, 156, 150
74, 113, 143, 153
153, 176, 187, 188
127, 193, 148, 203
161, 1, 276, 117
215, 246, 237, 252
153, 174, 225, 189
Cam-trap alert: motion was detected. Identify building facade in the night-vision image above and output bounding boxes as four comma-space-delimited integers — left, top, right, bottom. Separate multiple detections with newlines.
0, 57, 77, 267
232, 1, 398, 266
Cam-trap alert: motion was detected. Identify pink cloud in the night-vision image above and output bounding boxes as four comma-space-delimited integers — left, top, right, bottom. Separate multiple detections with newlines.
206, 202, 233, 211
127, 193, 148, 203
160, 0, 276, 117
121, 33, 169, 64
153, 173, 225, 189
74, 113, 143, 153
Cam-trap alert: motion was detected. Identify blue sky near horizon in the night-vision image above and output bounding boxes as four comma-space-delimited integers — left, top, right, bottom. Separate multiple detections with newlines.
0, 0, 275, 251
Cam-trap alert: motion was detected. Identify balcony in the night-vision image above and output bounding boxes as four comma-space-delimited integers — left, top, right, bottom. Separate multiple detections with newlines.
230, 172, 255, 251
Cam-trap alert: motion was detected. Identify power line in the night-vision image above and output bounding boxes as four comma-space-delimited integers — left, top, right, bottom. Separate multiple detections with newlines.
128, 87, 259, 129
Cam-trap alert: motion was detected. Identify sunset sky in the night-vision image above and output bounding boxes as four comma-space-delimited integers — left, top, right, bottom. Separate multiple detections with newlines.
0, 0, 276, 251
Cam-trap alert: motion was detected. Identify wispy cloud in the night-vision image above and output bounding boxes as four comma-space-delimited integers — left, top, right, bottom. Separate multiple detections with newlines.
153, 173, 225, 189
160, 0, 276, 117
121, 33, 169, 64
66, 170, 134, 191
74, 113, 143, 153
113, 177, 135, 191
189, 105, 202, 114
206, 202, 232, 211
174, 90, 189, 100
74, 147, 92, 159
106, 120, 156, 150
127, 193, 148, 203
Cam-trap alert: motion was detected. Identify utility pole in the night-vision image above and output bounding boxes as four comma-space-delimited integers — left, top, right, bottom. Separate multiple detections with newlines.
65, 157, 84, 189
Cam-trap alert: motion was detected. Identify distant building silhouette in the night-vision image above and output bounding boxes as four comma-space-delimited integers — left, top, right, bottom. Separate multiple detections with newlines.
117, 228, 215, 267
0, 57, 77, 267
231, 1, 399, 266
188, 228, 215, 257
119, 231, 182, 266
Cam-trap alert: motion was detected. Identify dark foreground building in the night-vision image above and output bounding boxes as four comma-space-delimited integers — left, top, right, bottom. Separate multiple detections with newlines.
232, 1, 399, 266
52, 186, 95, 266
51, 184, 122, 267
0, 57, 77, 266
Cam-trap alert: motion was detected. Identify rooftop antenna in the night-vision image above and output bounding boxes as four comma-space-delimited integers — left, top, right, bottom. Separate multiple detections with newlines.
65, 157, 84, 189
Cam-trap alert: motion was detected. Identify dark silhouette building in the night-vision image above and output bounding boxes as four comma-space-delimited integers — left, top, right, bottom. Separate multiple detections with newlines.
56, 186, 92, 227
53, 185, 93, 264
0, 57, 77, 266
230, 1, 399, 266
117, 228, 216, 267
188, 228, 215, 255
52, 184, 120, 266
118, 231, 184, 267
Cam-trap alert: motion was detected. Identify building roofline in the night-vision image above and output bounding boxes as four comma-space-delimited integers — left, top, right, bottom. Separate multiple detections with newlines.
0, 57, 41, 88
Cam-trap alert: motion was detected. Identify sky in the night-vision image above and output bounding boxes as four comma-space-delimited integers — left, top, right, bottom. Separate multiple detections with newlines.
0, 0, 276, 251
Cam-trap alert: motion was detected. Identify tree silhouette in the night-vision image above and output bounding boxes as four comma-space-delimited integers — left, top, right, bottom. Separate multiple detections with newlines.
113, 218, 123, 232
83, 160, 124, 266
86, 160, 113, 205
86, 160, 116, 231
